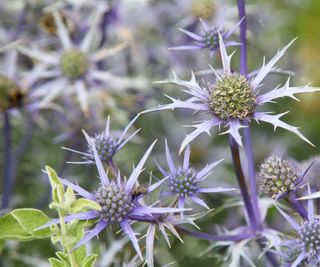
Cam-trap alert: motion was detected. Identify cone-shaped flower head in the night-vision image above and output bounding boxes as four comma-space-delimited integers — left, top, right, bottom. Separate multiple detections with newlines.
259, 156, 299, 199
64, 115, 139, 164
169, 167, 199, 196
94, 181, 135, 224
144, 35, 320, 152
156, 140, 234, 210
170, 19, 241, 56
41, 139, 186, 261
17, 9, 127, 114
277, 186, 320, 265
209, 74, 256, 120
298, 217, 320, 256
60, 49, 88, 79
192, 0, 216, 20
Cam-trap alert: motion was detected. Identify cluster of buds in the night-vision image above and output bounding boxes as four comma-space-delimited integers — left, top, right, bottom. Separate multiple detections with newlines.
258, 156, 299, 199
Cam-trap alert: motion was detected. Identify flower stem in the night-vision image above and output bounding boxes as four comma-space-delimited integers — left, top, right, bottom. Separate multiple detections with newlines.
288, 191, 308, 220
229, 136, 259, 232
177, 226, 253, 241
237, 0, 261, 228
2, 111, 14, 209
58, 210, 78, 267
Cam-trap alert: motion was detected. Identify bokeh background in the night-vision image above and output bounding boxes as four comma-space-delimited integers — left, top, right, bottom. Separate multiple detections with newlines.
0, 0, 320, 266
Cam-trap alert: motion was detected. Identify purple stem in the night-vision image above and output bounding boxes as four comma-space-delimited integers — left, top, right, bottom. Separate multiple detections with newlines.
288, 192, 308, 220
177, 227, 253, 241
2, 111, 14, 209
229, 136, 259, 232
237, 0, 261, 228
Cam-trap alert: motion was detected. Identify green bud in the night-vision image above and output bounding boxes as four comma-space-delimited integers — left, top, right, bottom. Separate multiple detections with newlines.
60, 49, 88, 79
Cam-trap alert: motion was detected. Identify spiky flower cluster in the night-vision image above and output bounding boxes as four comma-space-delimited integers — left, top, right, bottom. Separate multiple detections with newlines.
169, 167, 199, 196
259, 157, 299, 199
298, 217, 320, 256
94, 182, 134, 224
0, 75, 24, 111
209, 74, 256, 121
60, 49, 88, 79
202, 30, 220, 51
88, 133, 117, 162
192, 0, 216, 20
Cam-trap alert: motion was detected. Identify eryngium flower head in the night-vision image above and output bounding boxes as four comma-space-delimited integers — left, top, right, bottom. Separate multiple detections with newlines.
298, 217, 320, 256
170, 19, 240, 56
0, 75, 24, 111
259, 157, 299, 199
191, 0, 216, 20
60, 49, 88, 79
64, 115, 139, 164
144, 35, 320, 152
277, 186, 320, 266
209, 74, 256, 120
156, 140, 234, 209
169, 167, 199, 196
41, 140, 184, 261
17, 10, 127, 115
94, 182, 135, 224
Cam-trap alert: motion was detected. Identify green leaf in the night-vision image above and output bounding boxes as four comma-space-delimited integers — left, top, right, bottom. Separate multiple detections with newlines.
46, 165, 62, 187
49, 258, 66, 267
56, 252, 69, 265
74, 245, 86, 264
81, 255, 97, 267
71, 198, 101, 213
11, 209, 51, 238
0, 213, 31, 240
0, 209, 51, 240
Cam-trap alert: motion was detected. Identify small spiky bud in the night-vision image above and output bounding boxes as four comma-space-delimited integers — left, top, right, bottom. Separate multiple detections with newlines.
192, 0, 216, 20
0, 75, 24, 111
203, 29, 219, 51
95, 182, 134, 224
298, 217, 320, 256
169, 167, 199, 196
259, 157, 299, 199
209, 74, 256, 121
88, 133, 117, 162
60, 49, 88, 79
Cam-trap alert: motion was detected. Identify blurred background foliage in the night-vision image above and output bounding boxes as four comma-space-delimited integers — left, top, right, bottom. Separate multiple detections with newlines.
0, 0, 320, 266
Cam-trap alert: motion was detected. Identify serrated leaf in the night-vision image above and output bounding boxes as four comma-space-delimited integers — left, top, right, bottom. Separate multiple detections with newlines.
71, 198, 101, 213
81, 255, 97, 267
11, 209, 51, 238
49, 258, 65, 267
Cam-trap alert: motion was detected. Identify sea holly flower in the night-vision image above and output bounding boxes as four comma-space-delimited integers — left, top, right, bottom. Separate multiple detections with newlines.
0, 50, 48, 112
155, 140, 235, 210
276, 187, 320, 266
258, 156, 315, 200
143, 35, 320, 152
63, 115, 140, 165
170, 18, 241, 56
16, 9, 127, 115
40, 139, 187, 260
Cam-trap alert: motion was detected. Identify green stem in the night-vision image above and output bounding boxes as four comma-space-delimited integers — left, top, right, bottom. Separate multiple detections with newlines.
58, 211, 78, 267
